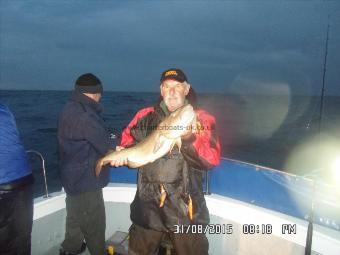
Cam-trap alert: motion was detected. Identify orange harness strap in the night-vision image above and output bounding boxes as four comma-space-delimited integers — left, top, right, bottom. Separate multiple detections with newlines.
159, 184, 167, 208
188, 194, 193, 220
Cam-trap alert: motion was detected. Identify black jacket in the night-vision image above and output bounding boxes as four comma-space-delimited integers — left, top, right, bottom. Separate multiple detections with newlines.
121, 101, 221, 231
58, 91, 114, 195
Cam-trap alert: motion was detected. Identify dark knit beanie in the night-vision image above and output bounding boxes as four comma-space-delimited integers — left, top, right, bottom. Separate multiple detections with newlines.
75, 73, 103, 94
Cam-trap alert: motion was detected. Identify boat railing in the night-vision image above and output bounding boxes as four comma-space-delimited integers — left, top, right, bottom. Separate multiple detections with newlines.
26, 150, 50, 198
204, 171, 211, 195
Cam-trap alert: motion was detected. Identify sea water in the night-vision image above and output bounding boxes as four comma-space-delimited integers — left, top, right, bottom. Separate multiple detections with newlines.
1, 90, 339, 197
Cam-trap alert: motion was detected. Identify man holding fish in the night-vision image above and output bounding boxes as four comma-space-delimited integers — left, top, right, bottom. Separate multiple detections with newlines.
98, 68, 220, 255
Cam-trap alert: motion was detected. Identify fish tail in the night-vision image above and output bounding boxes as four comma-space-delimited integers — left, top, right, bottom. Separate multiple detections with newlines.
95, 159, 103, 177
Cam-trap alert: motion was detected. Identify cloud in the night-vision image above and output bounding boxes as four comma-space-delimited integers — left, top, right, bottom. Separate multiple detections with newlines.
0, 1, 339, 94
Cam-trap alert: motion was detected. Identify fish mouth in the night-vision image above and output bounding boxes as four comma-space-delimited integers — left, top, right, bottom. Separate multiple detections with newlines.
179, 106, 195, 120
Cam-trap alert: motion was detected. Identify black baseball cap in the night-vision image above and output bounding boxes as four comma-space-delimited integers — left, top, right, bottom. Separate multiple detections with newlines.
160, 68, 188, 83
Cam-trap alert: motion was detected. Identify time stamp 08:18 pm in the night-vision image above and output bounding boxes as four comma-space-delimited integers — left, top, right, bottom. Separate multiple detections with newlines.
174, 223, 297, 235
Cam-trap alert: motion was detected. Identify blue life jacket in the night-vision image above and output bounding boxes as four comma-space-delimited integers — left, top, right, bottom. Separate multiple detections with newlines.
0, 104, 31, 184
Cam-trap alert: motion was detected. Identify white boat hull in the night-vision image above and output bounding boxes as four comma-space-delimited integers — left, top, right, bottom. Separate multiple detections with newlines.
32, 184, 340, 255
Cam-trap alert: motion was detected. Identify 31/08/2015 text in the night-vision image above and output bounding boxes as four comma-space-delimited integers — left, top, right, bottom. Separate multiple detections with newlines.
174, 224, 233, 234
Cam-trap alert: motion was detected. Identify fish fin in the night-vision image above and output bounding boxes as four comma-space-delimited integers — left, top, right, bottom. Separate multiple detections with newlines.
153, 135, 166, 153
169, 140, 176, 153
176, 137, 182, 152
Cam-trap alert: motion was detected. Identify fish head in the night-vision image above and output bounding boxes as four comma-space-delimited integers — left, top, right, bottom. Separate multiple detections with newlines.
160, 104, 196, 139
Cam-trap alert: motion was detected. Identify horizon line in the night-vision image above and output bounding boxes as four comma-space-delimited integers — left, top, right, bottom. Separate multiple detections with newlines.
1, 88, 338, 97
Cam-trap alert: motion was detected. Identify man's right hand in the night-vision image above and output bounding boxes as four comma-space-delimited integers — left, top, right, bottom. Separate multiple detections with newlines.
116, 146, 125, 151
110, 146, 128, 167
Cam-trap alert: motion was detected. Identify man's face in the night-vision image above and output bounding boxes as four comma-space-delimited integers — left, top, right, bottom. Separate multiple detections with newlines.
84, 92, 102, 102
160, 79, 190, 112
93, 93, 102, 102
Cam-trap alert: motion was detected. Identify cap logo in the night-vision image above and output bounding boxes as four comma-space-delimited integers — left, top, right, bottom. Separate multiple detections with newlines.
165, 70, 178, 77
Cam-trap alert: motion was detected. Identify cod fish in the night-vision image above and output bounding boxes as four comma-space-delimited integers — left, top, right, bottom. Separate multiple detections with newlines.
95, 104, 196, 176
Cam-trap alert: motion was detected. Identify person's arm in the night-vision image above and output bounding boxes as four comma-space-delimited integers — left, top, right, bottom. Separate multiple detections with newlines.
181, 109, 221, 171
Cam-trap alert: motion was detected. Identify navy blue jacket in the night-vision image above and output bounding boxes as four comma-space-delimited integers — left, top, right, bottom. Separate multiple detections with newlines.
0, 104, 32, 185
58, 92, 114, 195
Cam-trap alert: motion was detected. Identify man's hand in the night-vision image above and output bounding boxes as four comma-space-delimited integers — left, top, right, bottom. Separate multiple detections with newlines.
116, 146, 125, 151
110, 146, 128, 167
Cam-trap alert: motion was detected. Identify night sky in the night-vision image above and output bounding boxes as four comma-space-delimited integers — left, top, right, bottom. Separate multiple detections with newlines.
1, 1, 339, 95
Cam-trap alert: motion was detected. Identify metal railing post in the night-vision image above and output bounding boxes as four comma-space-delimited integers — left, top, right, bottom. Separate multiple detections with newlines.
204, 171, 211, 195
26, 150, 50, 198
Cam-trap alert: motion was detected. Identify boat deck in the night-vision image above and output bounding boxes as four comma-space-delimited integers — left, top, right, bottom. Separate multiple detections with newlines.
32, 185, 340, 255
